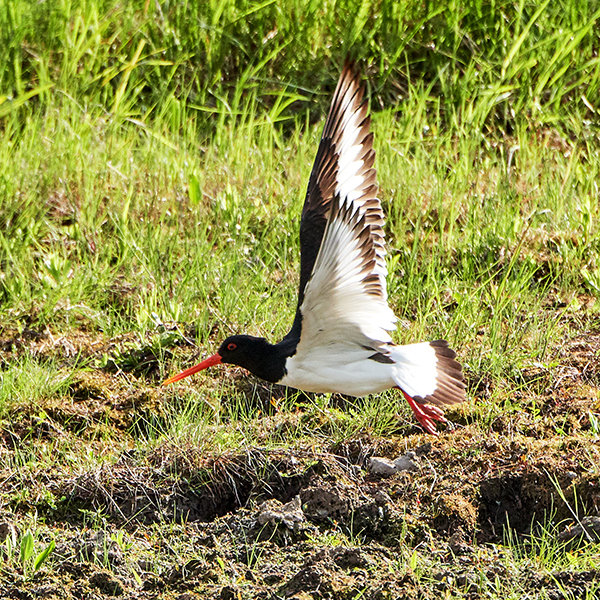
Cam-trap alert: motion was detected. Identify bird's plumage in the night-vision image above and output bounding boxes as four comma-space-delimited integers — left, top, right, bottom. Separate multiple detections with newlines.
164, 61, 466, 435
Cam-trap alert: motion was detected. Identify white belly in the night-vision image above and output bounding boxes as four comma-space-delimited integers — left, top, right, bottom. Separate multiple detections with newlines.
279, 351, 395, 397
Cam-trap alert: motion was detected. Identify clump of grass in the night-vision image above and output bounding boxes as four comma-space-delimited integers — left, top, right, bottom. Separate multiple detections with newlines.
0, 355, 73, 417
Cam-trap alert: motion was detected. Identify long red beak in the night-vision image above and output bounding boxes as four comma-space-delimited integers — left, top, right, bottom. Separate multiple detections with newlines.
162, 353, 222, 386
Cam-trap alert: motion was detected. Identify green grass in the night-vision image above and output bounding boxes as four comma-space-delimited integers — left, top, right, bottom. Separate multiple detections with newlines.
1, 1, 600, 598
0, 355, 73, 417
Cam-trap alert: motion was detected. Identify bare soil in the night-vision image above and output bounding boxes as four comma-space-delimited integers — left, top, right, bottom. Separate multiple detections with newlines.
0, 324, 599, 599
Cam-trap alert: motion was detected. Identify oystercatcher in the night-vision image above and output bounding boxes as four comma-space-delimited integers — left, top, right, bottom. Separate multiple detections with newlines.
164, 62, 465, 434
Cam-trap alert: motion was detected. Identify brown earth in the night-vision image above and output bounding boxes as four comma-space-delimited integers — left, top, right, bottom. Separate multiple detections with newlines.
0, 325, 599, 599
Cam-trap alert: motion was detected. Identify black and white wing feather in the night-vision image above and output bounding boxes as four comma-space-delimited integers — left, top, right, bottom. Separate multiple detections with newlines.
285, 62, 391, 346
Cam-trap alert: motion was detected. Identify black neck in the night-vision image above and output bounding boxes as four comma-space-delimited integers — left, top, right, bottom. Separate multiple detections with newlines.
251, 340, 289, 383
224, 335, 298, 383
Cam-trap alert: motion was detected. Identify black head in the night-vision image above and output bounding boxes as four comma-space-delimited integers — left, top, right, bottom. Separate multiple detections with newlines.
217, 334, 287, 383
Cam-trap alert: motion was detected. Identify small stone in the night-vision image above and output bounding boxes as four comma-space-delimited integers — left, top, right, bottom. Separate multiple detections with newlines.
393, 451, 418, 471
368, 457, 397, 475
369, 451, 418, 476
258, 495, 305, 531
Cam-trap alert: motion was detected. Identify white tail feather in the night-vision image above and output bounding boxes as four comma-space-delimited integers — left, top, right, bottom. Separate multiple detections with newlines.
391, 342, 438, 399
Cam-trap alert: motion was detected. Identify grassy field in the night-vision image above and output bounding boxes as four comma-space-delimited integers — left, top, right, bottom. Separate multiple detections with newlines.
1, 0, 600, 598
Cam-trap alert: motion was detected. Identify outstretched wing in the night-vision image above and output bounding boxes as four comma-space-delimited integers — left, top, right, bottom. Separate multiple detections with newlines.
285, 61, 389, 343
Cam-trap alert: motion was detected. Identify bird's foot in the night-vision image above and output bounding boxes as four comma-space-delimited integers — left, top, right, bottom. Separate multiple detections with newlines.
398, 389, 447, 436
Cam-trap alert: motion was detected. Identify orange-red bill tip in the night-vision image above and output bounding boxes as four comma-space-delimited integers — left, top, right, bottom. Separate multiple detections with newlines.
162, 353, 222, 386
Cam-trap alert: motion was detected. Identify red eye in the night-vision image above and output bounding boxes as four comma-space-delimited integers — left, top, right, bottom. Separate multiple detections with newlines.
227, 343, 237, 351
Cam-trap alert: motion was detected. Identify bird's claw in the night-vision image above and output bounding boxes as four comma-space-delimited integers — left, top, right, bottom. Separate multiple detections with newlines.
399, 389, 447, 436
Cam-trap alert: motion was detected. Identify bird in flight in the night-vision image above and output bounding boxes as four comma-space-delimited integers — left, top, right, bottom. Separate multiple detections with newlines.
164, 62, 465, 435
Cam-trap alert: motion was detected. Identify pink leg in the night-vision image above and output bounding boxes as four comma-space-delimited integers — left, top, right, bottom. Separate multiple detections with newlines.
397, 388, 447, 435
